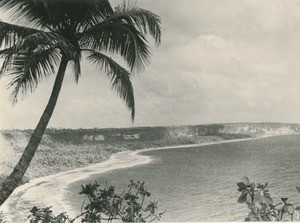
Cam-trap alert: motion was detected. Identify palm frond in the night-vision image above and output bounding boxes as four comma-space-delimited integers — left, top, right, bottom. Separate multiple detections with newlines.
0, 0, 51, 28
0, 21, 40, 48
69, 0, 114, 31
79, 2, 161, 72
16, 32, 74, 57
0, 22, 75, 62
0, 27, 71, 100
84, 49, 135, 121
0, 0, 114, 31
6, 48, 61, 103
0, 47, 17, 77
70, 51, 82, 83
80, 22, 151, 72
110, 3, 161, 45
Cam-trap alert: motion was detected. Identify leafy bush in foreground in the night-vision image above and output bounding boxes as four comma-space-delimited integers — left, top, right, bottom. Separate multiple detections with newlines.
28, 180, 165, 223
237, 177, 300, 221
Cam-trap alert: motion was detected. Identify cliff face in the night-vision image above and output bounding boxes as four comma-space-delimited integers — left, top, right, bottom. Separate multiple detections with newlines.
1, 123, 300, 150
163, 123, 300, 139
1, 123, 299, 181
220, 123, 300, 137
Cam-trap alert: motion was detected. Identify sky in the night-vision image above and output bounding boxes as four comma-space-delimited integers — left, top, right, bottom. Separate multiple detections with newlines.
0, 0, 300, 129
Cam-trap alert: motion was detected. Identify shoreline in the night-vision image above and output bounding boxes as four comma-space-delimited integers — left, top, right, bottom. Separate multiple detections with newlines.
0, 134, 295, 222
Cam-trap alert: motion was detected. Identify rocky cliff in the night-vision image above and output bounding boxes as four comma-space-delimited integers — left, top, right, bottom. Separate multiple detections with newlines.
1, 123, 299, 149
1, 122, 299, 181
220, 123, 300, 137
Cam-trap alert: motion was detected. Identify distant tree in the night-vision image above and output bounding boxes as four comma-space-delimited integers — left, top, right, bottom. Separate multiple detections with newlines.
0, 0, 161, 205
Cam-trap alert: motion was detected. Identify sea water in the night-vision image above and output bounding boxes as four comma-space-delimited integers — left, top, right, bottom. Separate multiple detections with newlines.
68, 134, 300, 221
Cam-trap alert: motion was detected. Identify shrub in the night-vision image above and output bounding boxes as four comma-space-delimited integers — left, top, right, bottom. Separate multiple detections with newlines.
28, 180, 165, 223
29, 207, 69, 223
237, 177, 300, 221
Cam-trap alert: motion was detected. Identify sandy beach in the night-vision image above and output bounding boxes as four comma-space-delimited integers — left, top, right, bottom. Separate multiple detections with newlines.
0, 136, 263, 222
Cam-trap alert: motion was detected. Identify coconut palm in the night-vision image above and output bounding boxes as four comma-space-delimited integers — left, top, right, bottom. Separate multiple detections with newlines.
0, 0, 161, 205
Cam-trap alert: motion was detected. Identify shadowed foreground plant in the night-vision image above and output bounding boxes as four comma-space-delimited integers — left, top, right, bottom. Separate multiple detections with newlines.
237, 177, 300, 221
28, 180, 165, 223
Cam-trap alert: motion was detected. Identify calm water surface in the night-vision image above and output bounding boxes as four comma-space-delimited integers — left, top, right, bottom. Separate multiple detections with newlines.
68, 134, 300, 221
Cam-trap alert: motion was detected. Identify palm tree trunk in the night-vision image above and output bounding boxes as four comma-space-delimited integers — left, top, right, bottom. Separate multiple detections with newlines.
0, 58, 69, 206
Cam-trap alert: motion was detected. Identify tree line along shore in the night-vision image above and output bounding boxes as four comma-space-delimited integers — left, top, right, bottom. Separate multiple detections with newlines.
1, 123, 299, 185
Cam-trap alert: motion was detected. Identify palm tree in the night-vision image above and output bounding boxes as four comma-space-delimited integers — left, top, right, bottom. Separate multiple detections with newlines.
0, 0, 161, 205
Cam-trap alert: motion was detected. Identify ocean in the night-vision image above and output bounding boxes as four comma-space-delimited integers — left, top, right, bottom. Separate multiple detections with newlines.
67, 134, 300, 221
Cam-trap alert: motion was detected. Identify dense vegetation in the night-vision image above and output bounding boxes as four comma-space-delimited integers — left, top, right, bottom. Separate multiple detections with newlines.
1, 124, 252, 184
2, 122, 299, 186
2, 123, 251, 145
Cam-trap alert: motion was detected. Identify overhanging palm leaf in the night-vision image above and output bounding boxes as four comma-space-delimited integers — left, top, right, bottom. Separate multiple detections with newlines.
0, 25, 73, 102
0, 0, 114, 30
80, 3, 161, 72
0, 31, 73, 86
12, 32, 73, 55
110, 4, 161, 45
80, 22, 151, 72
0, 0, 50, 28
7, 47, 61, 103
0, 22, 74, 56
85, 49, 135, 120
0, 21, 40, 47
71, 54, 81, 83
